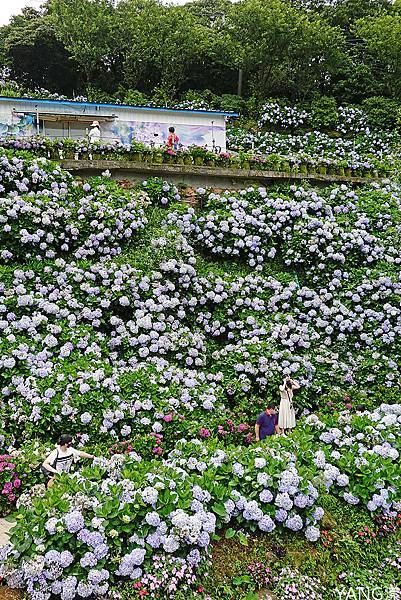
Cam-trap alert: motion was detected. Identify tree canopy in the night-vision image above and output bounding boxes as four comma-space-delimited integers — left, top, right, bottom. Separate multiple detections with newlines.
0, 0, 399, 103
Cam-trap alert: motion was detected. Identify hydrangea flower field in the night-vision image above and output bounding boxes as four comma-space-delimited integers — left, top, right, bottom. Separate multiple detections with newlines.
0, 151, 400, 600
227, 127, 399, 174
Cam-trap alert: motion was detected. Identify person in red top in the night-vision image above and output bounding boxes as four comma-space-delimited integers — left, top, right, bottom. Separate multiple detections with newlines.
167, 126, 179, 150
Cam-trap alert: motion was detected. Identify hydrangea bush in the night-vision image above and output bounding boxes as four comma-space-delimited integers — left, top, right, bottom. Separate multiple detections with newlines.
258, 101, 371, 136
0, 440, 324, 598
227, 128, 398, 173
259, 102, 310, 130
0, 455, 21, 510
0, 133, 396, 176
2, 401, 399, 598
142, 178, 181, 206
0, 162, 149, 263
0, 152, 400, 598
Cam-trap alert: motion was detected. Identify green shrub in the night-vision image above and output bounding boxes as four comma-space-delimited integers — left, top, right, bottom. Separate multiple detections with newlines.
219, 94, 244, 114
362, 96, 401, 131
123, 89, 150, 106
151, 85, 173, 106
310, 96, 339, 130
85, 85, 115, 104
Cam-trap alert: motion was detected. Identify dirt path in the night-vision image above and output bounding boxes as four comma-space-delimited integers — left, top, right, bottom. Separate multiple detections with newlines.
0, 520, 24, 600
0, 518, 14, 546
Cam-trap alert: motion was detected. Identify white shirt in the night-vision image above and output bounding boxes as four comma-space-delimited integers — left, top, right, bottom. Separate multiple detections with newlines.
88, 127, 101, 142
47, 446, 79, 473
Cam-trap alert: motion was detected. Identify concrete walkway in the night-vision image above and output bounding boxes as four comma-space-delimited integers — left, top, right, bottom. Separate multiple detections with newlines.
0, 518, 15, 546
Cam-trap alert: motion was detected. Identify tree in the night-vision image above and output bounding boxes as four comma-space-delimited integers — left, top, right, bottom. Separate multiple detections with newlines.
286, 17, 347, 99
332, 58, 387, 103
50, 0, 121, 89
187, 0, 232, 26
228, 0, 346, 101
117, 0, 236, 99
0, 6, 78, 93
115, 0, 165, 94
323, 0, 392, 30
1, 0, 400, 105
354, 14, 401, 97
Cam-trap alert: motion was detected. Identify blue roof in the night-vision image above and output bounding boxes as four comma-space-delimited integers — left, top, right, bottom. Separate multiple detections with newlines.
0, 95, 238, 117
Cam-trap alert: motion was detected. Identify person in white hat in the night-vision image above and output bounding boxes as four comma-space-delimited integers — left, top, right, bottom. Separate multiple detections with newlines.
88, 120, 101, 143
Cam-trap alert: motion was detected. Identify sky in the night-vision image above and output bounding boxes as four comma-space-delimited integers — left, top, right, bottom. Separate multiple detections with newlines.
0, 0, 191, 26
0, 0, 42, 25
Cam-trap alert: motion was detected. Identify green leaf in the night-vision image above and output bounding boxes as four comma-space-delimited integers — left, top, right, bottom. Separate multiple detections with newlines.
233, 575, 252, 586
238, 532, 248, 546
225, 528, 236, 539
3, 515, 17, 523
212, 503, 227, 518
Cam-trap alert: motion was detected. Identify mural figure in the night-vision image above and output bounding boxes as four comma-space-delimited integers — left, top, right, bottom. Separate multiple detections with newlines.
107, 120, 223, 147
0, 113, 35, 137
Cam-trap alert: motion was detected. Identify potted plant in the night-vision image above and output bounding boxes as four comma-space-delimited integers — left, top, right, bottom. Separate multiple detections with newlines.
229, 156, 241, 169
318, 162, 327, 175
335, 162, 345, 176
92, 142, 105, 161
205, 151, 216, 167
182, 151, 194, 166
249, 156, 264, 170
130, 142, 146, 162
327, 162, 337, 175
280, 159, 290, 173
216, 152, 231, 168
152, 149, 163, 164
307, 160, 317, 174
174, 150, 185, 165
189, 145, 208, 166
43, 137, 54, 159
344, 164, 352, 177
239, 151, 252, 170
164, 148, 177, 164
376, 158, 391, 178
265, 152, 281, 171
50, 139, 61, 159
142, 147, 153, 163
62, 138, 76, 160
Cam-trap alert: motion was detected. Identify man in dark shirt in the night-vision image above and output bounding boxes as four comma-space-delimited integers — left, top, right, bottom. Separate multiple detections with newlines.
255, 405, 279, 441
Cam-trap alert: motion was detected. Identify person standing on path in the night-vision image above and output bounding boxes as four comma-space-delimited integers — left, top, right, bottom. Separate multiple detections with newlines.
167, 126, 179, 150
255, 404, 280, 442
42, 434, 95, 487
278, 376, 300, 434
88, 120, 101, 143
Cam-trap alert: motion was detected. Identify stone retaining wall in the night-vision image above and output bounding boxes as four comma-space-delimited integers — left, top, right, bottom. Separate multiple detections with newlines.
61, 160, 384, 189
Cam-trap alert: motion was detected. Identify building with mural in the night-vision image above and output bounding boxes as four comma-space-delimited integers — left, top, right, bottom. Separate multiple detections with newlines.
0, 96, 236, 151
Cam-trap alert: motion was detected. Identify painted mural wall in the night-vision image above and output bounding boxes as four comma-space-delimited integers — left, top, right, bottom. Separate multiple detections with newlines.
0, 108, 35, 137
105, 120, 224, 148
0, 99, 228, 149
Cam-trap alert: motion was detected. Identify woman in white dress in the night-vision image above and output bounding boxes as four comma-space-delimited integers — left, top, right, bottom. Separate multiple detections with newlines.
278, 376, 300, 434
